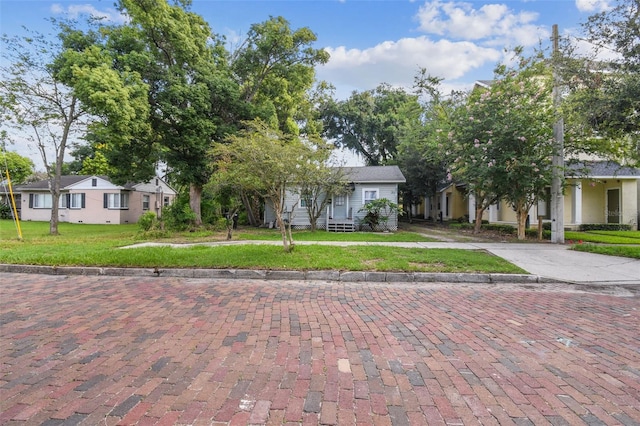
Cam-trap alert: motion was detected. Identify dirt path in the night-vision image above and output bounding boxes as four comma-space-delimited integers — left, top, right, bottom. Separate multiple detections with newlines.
399, 221, 514, 243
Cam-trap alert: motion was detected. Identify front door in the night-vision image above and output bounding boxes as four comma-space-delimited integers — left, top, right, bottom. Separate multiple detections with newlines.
607, 188, 620, 224
332, 194, 348, 219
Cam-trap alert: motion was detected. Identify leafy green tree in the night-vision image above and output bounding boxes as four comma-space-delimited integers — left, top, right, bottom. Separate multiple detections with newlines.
0, 150, 34, 184
397, 71, 462, 220
447, 54, 555, 239
213, 120, 329, 252
320, 83, 422, 166
55, 0, 247, 226
562, 0, 640, 164
232, 16, 330, 135
0, 30, 90, 235
231, 16, 330, 225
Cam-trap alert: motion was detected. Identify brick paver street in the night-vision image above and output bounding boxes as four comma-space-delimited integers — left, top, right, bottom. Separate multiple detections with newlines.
1, 272, 639, 425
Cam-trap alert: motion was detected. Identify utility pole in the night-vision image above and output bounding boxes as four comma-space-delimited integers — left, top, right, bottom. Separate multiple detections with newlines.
551, 24, 565, 244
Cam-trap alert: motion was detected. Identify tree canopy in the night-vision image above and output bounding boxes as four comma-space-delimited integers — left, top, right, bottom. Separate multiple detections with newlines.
562, 0, 640, 165
0, 150, 34, 184
446, 55, 555, 239
320, 83, 422, 166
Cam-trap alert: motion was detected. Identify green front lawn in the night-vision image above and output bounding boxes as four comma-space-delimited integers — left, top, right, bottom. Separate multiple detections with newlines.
565, 230, 640, 259
0, 220, 524, 274
565, 230, 640, 245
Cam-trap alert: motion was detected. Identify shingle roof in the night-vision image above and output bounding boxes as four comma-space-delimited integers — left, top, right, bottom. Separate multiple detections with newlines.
17, 175, 137, 190
567, 161, 640, 178
339, 166, 406, 183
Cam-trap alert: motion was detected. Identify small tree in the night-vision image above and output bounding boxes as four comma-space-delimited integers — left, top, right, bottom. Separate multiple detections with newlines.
447, 51, 555, 239
213, 120, 327, 252
1, 31, 89, 235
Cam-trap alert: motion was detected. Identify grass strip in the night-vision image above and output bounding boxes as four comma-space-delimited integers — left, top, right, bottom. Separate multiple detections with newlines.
0, 242, 525, 274
565, 231, 640, 245
572, 243, 640, 259
1, 221, 522, 273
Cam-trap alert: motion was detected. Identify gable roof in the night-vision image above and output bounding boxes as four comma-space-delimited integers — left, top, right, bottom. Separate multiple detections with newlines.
340, 166, 406, 184
18, 175, 138, 191
567, 161, 640, 178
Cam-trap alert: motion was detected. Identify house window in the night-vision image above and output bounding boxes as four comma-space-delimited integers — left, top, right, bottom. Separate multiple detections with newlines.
163, 196, 170, 207
300, 193, 311, 208
30, 193, 52, 209
335, 195, 345, 206
363, 189, 379, 205
143, 195, 150, 210
91, 178, 97, 187
104, 193, 129, 209
69, 193, 85, 209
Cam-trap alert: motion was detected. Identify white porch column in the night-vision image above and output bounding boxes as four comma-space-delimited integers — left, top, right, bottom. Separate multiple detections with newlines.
346, 194, 350, 218
572, 182, 582, 225
424, 196, 430, 219
440, 192, 447, 220
468, 192, 476, 223
326, 206, 330, 229
489, 203, 498, 223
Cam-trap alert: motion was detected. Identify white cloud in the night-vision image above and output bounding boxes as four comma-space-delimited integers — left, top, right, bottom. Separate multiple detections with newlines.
318, 36, 501, 99
575, 0, 612, 12
50, 3, 128, 24
415, 0, 547, 47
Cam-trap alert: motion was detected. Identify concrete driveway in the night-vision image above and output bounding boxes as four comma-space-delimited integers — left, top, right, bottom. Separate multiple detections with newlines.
1, 272, 639, 425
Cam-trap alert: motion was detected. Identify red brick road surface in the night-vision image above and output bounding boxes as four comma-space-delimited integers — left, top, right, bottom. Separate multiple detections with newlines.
1, 272, 639, 425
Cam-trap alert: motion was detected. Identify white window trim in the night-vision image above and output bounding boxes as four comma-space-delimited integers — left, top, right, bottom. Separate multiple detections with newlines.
33, 193, 52, 209
362, 188, 379, 205
107, 193, 129, 209
69, 193, 83, 209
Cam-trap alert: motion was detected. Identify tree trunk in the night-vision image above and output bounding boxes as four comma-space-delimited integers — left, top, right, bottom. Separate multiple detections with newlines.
241, 191, 261, 227
275, 212, 292, 253
189, 183, 203, 226
516, 207, 527, 240
473, 206, 485, 233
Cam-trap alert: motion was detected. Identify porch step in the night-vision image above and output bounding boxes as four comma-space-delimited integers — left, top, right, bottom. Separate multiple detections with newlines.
327, 222, 356, 232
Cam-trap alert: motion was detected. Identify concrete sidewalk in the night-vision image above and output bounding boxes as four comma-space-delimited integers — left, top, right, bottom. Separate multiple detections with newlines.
124, 240, 640, 287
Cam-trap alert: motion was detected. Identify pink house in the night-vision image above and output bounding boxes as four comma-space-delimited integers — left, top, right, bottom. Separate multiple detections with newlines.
19, 175, 176, 224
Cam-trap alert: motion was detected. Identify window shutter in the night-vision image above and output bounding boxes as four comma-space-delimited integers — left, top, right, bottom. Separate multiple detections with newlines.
29, 194, 33, 208
81, 193, 86, 208
103, 193, 108, 208
66, 194, 71, 208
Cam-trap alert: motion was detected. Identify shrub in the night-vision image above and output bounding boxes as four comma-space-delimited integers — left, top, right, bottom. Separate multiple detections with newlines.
0, 204, 12, 220
162, 197, 197, 231
579, 223, 632, 231
482, 224, 517, 235
138, 211, 158, 232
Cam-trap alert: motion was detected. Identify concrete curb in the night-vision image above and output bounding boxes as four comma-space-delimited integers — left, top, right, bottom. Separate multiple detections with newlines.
0, 263, 556, 284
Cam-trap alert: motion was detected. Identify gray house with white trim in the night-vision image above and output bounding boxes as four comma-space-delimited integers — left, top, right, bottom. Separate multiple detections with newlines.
264, 165, 406, 231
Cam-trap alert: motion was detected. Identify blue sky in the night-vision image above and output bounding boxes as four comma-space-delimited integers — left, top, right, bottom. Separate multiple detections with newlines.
0, 0, 612, 169
1, 0, 612, 97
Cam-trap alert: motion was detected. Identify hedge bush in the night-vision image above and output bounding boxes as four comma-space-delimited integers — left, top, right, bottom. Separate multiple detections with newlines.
578, 223, 632, 231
